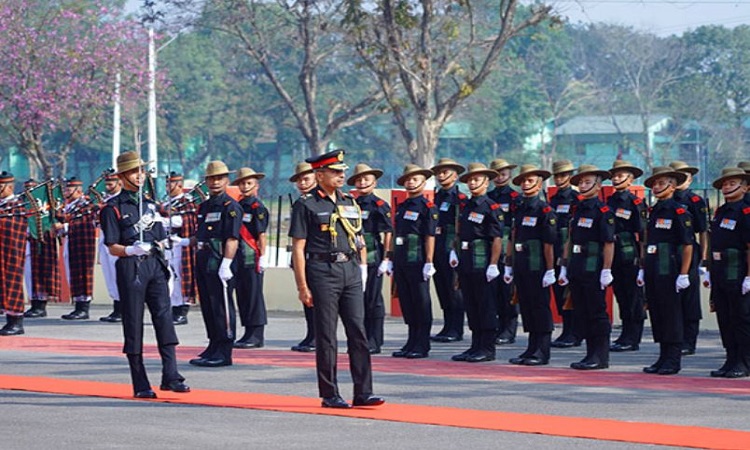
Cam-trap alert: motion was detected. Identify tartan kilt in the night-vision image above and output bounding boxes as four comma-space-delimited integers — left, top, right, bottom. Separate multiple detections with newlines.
0, 199, 28, 313
178, 205, 198, 302
30, 233, 61, 301
67, 217, 96, 298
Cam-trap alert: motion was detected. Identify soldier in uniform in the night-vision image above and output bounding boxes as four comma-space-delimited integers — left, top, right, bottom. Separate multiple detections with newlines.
23, 179, 35, 307
549, 160, 581, 348
391, 164, 438, 359
488, 158, 520, 345
57, 176, 98, 320
347, 163, 393, 354
289, 149, 384, 409
450, 163, 504, 363
289, 162, 317, 353
607, 160, 648, 352
640, 167, 694, 375
558, 165, 615, 370
705, 167, 750, 378
189, 161, 242, 367
504, 164, 558, 366
232, 167, 269, 349
738, 161, 750, 204
0, 172, 28, 335
99, 151, 189, 398
99, 171, 123, 322
429, 158, 467, 343
669, 161, 709, 356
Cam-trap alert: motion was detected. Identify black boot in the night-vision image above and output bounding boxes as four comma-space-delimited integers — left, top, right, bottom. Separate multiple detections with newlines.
173, 304, 189, 326
62, 301, 90, 320
100, 301, 122, 323
0, 315, 25, 336
24, 300, 47, 318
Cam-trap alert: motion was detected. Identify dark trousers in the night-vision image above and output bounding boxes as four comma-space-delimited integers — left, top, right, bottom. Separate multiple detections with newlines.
495, 276, 518, 340
195, 250, 236, 361
394, 264, 432, 354
552, 267, 578, 343
306, 260, 373, 398
571, 274, 611, 364
459, 271, 498, 356
681, 262, 702, 351
235, 265, 267, 341
612, 262, 646, 345
363, 262, 386, 350
301, 305, 315, 345
515, 267, 553, 362
433, 248, 464, 338
713, 280, 750, 370
645, 272, 684, 344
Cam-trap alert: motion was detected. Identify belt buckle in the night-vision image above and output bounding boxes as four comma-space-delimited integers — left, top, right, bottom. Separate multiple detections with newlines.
515, 243, 523, 252
334, 252, 348, 263
712, 251, 722, 261
647, 245, 657, 254
572, 244, 582, 254
435, 226, 442, 235
395, 237, 404, 246
461, 241, 469, 250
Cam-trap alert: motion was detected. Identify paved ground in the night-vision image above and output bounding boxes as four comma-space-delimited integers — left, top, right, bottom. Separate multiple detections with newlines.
1, 304, 748, 449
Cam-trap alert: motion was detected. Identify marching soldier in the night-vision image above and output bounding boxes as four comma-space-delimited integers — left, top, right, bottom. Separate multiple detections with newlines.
504, 164, 558, 366
23, 179, 35, 306
549, 159, 581, 348
0, 172, 28, 335
289, 149, 384, 409
640, 167, 694, 375
558, 165, 615, 370
488, 158, 521, 345
347, 163, 393, 354
607, 160, 648, 352
705, 167, 750, 378
58, 176, 98, 320
99, 171, 123, 322
391, 164, 438, 359
670, 161, 709, 356
189, 161, 242, 367
450, 163, 504, 363
99, 151, 190, 398
289, 162, 317, 353
232, 167, 269, 349
429, 158, 467, 343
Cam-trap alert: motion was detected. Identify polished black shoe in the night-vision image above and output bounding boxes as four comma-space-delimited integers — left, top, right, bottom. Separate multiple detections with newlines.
369, 347, 381, 354
99, 313, 122, 323
189, 357, 231, 367
134, 389, 157, 399
61, 310, 89, 320
405, 352, 429, 359
508, 356, 527, 365
291, 343, 315, 352
610, 343, 639, 352
466, 353, 495, 363
451, 351, 472, 362
657, 367, 680, 375
710, 368, 728, 378
723, 368, 749, 379
681, 348, 695, 356
173, 315, 188, 326
321, 396, 351, 409
522, 357, 548, 366
571, 361, 609, 370
352, 395, 385, 407
391, 349, 410, 358
643, 364, 661, 374
23, 308, 46, 318
551, 339, 580, 348
160, 380, 191, 393
234, 340, 264, 349
495, 337, 515, 345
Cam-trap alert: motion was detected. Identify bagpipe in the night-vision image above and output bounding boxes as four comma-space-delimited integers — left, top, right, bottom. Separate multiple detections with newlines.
88, 168, 158, 206
161, 179, 208, 213
19, 179, 65, 241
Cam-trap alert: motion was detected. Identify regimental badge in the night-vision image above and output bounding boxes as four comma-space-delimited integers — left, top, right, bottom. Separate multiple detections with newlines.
654, 218, 672, 229
615, 208, 632, 220
404, 211, 419, 221
522, 216, 537, 227
440, 202, 451, 212
720, 219, 736, 230
468, 212, 485, 224
577, 217, 593, 228
556, 204, 570, 214
229, 210, 237, 217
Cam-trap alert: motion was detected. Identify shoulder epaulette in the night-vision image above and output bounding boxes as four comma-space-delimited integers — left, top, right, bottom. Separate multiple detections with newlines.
633, 197, 643, 205
426, 200, 435, 208
317, 190, 326, 198
691, 195, 701, 203
577, 194, 585, 201
376, 199, 385, 207
510, 191, 519, 198
543, 206, 552, 214
490, 203, 500, 210
458, 193, 467, 200
743, 207, 750, 215
676, 207, 686, 215
600, 205, 610, 213
251, 202, 260, 209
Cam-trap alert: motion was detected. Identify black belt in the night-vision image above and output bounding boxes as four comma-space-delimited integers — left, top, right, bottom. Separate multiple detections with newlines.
306, 252, 354, 263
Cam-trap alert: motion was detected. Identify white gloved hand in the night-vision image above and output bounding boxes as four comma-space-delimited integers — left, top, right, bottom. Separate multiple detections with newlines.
742, 276, 750, 295
702, 270, 711, 288
169, 215, 183, 228
542, 269, 556, 287
169, 235, 190, 247
385, 260, 394, 276
218, 257, 234, 281
259, 255, 268, 273
125, 241, 151, 257
486, 264, 500, 282
449, 250, 459, 268
636, 269, 645, 287
422, 262, 436, 281
557, 266, 569, 286
675, 274, 690, 292
503, 266, 514, 284
377, 260, 390, 277
600, 268, 613, 290
360, 264, 368, 291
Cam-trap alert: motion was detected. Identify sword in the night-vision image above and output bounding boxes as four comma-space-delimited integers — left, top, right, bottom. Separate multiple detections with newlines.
221, 279, 233, 340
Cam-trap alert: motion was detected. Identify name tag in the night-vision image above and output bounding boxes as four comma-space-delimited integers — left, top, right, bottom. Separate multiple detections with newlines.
242, 213, 253, 223
395, 237, 404, 246
573, 244, 582, 254
713, 251, 722, 261
647, 245, 657, 254
654, 218, 672, 230
461, 241, 469, 250
577, 217, 593, 228
500, 203, 510, 212
615, 208, 632, 220
720, 219, 737, 230
361, 210, 370, 220
440, 202, 451, 212
522, 216, 537, 227
404, 211, 419, 221
206, 212, 221, 223
339, 205, 359, 219
556, 204, 570, 214
468, 212, 485, 224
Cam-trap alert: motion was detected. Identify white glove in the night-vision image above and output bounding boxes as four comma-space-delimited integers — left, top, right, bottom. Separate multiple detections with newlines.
503, 266, 514, 284
169, 235, 190, 247
385, 260, 394, 276
542, 269, 556, 287
675, 274, 690, 292
636, 269, 645, 287
218, 257, 234, 281
557, 266, 569, 286
259, 255, 268, 273
360, 264, 368, 291
125, 241, 151, 257
702, 270, 710, 288
422, 262, 436, 281
742, 276, 750, 295
600, 268, 613, 290
169, 215, 183, 228
377, 260, 390, 277
486, 264, 500, 282
449, 250, 459, 268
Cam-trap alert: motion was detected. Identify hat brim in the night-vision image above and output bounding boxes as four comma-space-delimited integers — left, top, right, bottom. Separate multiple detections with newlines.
712, 173, 750, 189
232, 173, 266, 185
512, 170, 551, 186
289, 170, 314, 182
114, 160, 153, 175
397, 169, 433, 186
552, 166, 575, 175
609, 166, 644, 179
430, 163, 466, 175
491, 164, 518, 172
204, 170, 235, 178
675, 167, 699, 175
644, 171, 688, 188
346, 169, 383, 186
316, 163, 349, 171
571, 170, 611, 186
459, 169, 498, 183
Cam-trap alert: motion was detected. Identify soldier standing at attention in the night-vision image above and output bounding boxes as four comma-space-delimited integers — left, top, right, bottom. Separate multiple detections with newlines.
289, 162, 317, 353
549, 160, 581, 348
289, 149, 384, 409
450, 163, 504, 363
487, 158, 520, 345
640, 167, 694, 375
99, 171, 124, 323
391, 164, 438, 359
0, 172, 28, 336
607, 160, 647, 352
99, 151, 189, 398
347, 163, 393, 354
189, 161, 243, 368
557, 165, 615, 370
232, 167, 269, 349
504, 164, 558, 366
704, 167, 750, 378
